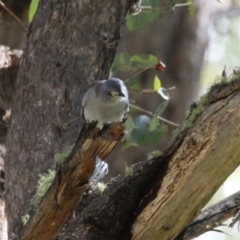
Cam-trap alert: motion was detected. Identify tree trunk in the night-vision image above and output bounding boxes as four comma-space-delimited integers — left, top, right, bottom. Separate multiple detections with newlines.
5, 0, 134, 236
0, 0, 30, 49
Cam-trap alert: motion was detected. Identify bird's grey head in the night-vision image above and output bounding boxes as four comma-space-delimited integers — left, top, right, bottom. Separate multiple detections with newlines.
101, 78, 127, 103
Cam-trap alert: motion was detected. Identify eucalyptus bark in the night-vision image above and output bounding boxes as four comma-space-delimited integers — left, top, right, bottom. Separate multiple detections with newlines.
5, 0, 134, 236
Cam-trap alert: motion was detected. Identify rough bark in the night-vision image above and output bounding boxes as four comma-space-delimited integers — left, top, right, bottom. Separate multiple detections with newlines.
21, 121, 125, 240
5, 0, 134, 236
131, 79, 240, 240
57, 78, 240, 240
178, 190, 240, 239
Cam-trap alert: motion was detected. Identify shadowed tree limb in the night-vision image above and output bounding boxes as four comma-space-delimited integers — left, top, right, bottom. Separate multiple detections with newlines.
57, 78, 240, 240
21, 121, 125, 240
177, 190, 240, 240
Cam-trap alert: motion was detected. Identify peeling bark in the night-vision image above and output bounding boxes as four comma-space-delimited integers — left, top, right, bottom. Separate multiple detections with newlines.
21, 121, 125, 240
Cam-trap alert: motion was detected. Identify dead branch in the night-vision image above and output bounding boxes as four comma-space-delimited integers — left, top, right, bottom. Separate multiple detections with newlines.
177, 190, 240, 239
20, 121, 125, 240
57, 78, 240, 240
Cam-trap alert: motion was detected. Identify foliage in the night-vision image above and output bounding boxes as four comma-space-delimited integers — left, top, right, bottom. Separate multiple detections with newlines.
31, 170, 56, 207
54, 148, 72, 165
113, 51, 171, 148
124, 163, 134, 176
126, 0, 183, 31
96, 182, 107, 194
29, 0, 40, 22
21, 214, 30, 226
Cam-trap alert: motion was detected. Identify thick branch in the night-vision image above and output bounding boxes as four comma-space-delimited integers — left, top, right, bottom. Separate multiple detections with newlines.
131, 79, 240, 240
178, 190, 240, 239
58, 78, 240, 240
21, 121, 125, 240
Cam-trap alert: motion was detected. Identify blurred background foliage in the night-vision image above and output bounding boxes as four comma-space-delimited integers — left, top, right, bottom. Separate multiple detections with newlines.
0, 0, 240, 239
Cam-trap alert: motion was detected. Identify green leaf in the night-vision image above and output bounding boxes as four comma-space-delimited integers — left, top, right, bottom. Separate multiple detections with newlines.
157, 87, 170, 100
130, 54, 158, 70
149, 116, 158, 131
121, 115, 139, 149
153, 76, 161, 91
126, 11, 161, 31
125, 77, 140, 91
131, 123, 168, 146
29, 0, 40, 22
125, 115, 135, 133
155, 100, 169, 116
133, 115, 151, 129
113, 53, 158, 73
186, 0, 195, 16
112, 52, 133, 72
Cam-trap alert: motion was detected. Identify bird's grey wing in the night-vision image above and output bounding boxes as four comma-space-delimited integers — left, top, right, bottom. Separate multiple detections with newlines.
81, 81, 105, 120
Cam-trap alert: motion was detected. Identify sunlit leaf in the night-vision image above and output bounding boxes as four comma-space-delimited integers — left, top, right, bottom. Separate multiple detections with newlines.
113, 53, 158, 72
130, 54, 157, 63
125, 115, 135, 133
186, 0, 195, 16
157, 87, 170, 100
125, 77, 140, 91
29, 0, 40, 22
153, 76, 161, 91
149, 116, 158, 131
121, 116, 139, 149
155, 100, 169, 116
130, 54, 158, 71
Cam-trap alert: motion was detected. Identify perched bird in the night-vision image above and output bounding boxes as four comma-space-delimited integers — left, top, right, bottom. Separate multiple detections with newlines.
82, 78, 129, 127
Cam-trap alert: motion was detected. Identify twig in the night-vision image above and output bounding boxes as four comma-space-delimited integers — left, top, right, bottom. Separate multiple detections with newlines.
166, 86, 176, 91
129, 103, 179, 127
0, 0, 28, 30
125, 67, 153, 82
175, 190, 240, 240
138, 2, 192, 13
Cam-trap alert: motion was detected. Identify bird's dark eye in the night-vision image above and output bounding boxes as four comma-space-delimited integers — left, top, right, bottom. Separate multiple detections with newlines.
107, 92, 112, 96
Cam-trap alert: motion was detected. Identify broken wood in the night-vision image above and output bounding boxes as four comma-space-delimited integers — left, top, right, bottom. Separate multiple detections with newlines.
20, 121, 125, 240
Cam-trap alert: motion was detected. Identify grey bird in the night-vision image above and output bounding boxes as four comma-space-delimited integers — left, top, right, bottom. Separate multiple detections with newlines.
82, 78, 129, 127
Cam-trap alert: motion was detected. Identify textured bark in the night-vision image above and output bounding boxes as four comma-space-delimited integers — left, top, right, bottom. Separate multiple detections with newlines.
21, 121, 125, 240
177, 190, 240, 240
58, 78, 240, 240
131, 79, 240, 239
5, 0, 134, 236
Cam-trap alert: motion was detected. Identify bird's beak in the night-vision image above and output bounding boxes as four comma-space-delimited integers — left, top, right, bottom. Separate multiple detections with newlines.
119, 91, 125, 97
